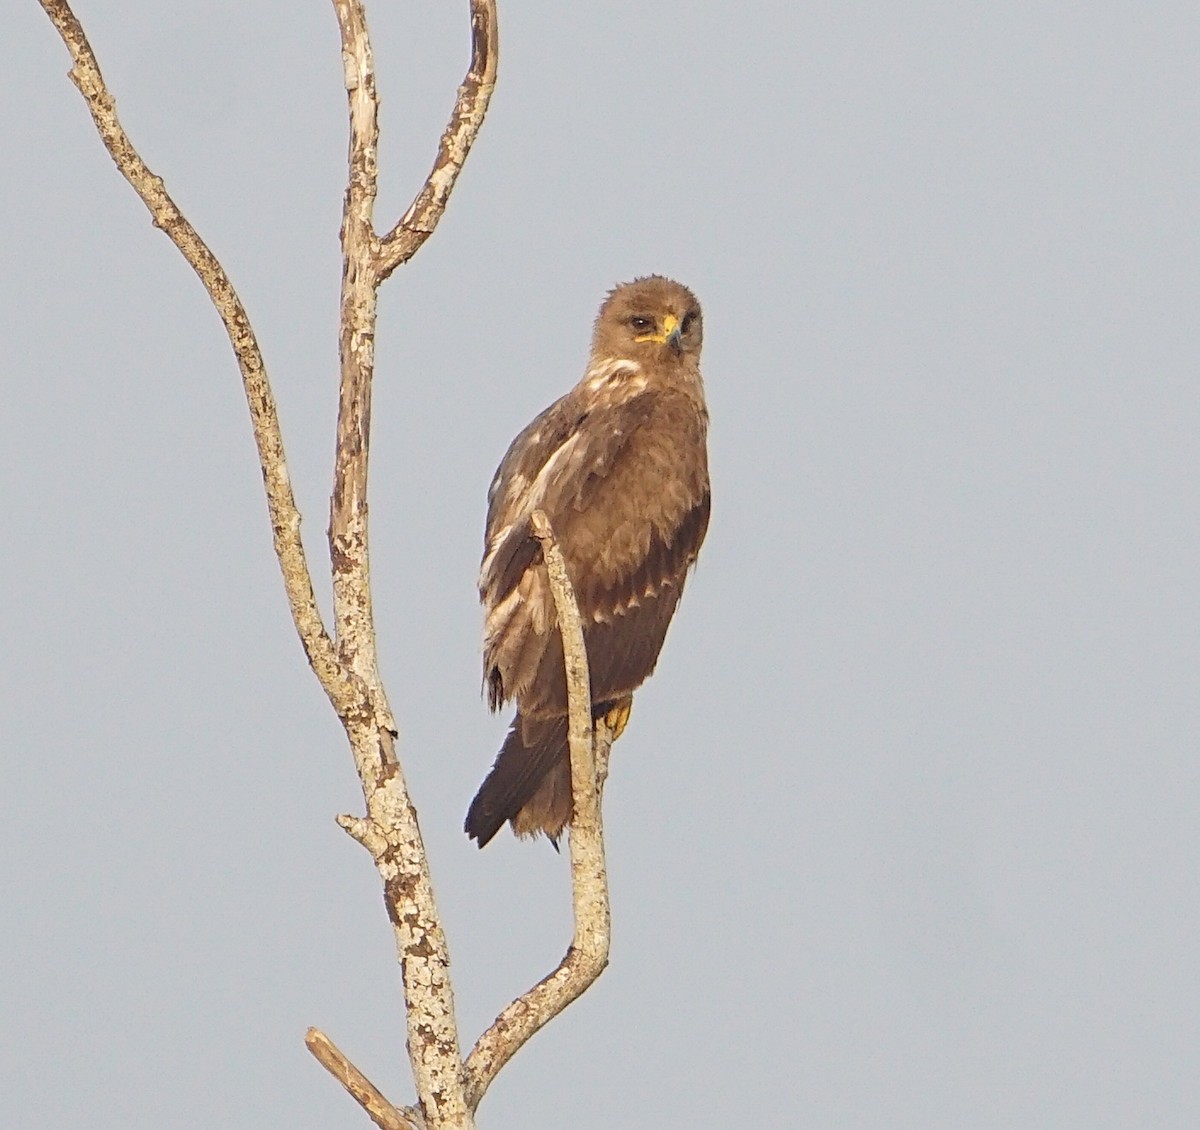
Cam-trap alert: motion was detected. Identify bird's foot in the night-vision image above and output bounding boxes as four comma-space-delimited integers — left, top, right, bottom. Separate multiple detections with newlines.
603, 697, 633, 740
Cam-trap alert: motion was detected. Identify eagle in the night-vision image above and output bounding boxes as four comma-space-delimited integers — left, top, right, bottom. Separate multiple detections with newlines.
465, 276, 711, 847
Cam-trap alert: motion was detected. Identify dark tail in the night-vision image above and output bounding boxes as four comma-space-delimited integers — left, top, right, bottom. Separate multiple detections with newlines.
465, 712, 569, 847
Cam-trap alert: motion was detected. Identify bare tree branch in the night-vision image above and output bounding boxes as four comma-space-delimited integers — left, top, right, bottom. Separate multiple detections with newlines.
325, 3, 474, 1126
329, 0, 391, 710
376, 0, 499, 280
39, 1, 488, 1124
463, 510, 613, 1113
40, 1, 623, 1123
306, 1028, 425, 1130
36, 0, 353, 710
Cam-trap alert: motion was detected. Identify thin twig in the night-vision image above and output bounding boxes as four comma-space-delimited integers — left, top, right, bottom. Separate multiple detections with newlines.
463, 510, 612, 1113
376, 0, 499, 280
305, 1029, 425, 1130
36, 0, 353, 710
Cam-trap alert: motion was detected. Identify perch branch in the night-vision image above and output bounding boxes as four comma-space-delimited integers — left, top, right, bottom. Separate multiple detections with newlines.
375, 0, 499, 280
36, 0, 354, 711
462, 510, 612, 1113
306, 1028, 424, 1130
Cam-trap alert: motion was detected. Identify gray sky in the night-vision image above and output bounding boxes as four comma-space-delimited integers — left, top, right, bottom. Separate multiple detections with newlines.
5, 2, 1200, 1126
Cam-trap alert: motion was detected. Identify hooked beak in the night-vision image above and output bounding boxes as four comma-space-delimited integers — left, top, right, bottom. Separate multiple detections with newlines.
663, 314, 683, 351
635, 313, 682, 349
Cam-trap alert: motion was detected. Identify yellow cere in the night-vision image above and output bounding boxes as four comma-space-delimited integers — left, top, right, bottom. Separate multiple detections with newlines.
635, 314, 680, 344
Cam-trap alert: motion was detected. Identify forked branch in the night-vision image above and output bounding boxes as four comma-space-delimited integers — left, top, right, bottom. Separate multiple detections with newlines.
310, 3, 498, 1127
39, 1, 490, 1124
41, 0, 617, 1124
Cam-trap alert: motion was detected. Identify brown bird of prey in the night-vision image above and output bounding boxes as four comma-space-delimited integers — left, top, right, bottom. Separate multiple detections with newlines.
465, 276, 711, 847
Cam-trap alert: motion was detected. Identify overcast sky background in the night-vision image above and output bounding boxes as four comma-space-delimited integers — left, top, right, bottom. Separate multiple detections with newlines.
5, 2, 1200, 1127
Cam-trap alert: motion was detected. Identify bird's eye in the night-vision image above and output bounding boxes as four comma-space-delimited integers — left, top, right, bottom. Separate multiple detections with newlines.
630, 316, 653, 333
681, 311, 698, 334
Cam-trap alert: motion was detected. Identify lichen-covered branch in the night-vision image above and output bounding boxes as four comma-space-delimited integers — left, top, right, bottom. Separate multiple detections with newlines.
326, 3, 472, 1127
36, 0, 351, 711
462, 510, 612, 1113
376, 0, 498, 280
39, 1, 616, 1124
39, 0, 486, 1125
329, 0, 390, 709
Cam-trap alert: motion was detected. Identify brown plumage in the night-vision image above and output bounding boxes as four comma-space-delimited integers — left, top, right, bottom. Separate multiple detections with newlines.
465, 276, 711, 847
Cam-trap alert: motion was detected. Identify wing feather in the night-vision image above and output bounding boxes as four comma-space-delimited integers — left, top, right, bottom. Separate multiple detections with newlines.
481, 383, 709, 715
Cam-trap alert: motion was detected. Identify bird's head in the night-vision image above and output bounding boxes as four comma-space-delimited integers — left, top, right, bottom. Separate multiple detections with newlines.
591, 276, 703, 366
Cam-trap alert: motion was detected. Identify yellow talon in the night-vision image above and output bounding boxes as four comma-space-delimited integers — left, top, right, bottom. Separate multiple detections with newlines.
603, 698, 633, 739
